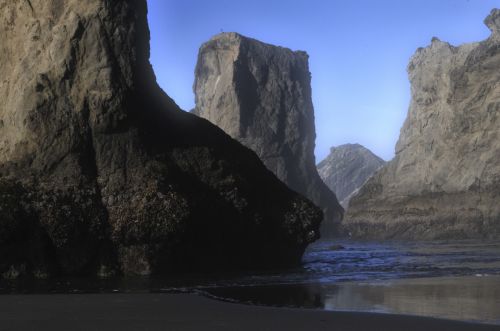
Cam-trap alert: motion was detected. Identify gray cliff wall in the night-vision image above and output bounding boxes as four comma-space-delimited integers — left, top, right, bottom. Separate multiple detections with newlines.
0, 0, 322, 278
317, 144, 385, 208
345, 9, 500, 240
193, 33, 343, 235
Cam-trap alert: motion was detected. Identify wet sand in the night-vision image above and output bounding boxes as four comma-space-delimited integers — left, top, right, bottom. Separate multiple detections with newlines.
324, 275, 500, 324
204, 275, 500, 325
1, 292, 499, 331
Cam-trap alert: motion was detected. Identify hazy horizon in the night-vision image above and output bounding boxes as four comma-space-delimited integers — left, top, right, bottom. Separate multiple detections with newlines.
147, 0, 498, 162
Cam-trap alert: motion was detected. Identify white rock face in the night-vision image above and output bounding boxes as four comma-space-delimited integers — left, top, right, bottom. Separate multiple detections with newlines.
345, 9, 500, 240
194, 33, 344, 235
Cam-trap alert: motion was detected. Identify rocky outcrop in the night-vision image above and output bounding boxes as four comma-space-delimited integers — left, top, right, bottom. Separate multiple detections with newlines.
0, 0, 322, 278
317, 144, 385, 208
345, 9, 500, 240
193, 33, 343, 235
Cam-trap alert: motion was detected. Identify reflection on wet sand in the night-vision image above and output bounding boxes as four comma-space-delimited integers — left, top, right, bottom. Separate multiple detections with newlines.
206, 276, 500, 325
325, 276, 500, 324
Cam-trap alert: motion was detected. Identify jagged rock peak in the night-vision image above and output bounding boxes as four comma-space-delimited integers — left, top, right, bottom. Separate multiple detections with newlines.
329, 143, 365, 153
485, 8, 500, 33
194, 32, 343, 236
317, 144, 385, 208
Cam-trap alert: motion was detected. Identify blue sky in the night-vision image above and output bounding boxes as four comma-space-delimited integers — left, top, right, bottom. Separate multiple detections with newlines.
147, 0, 498, 162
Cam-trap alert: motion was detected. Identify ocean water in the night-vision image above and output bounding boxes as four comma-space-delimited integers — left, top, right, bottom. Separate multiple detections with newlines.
2, 240, 500, 324
202, 240, 500, 324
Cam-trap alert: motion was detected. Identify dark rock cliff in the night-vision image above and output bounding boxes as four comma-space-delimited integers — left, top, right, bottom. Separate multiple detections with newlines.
345, 9, 500, 240
317, 144, 385, 208
193, 33, 344, 236
0, 0, 322, 278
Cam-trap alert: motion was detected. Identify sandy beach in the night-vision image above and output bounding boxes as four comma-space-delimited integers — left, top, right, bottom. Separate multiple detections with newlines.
1, 292, 498, 331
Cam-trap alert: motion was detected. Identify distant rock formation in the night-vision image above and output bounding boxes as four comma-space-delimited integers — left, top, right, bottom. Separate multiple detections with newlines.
0, 0, 322, 278
317, 144, 385, 208
345, 9, 500, 240
193, 33, 343, 235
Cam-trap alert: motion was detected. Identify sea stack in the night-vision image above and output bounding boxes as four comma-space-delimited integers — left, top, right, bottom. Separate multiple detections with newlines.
345, 9, 500, 240
0, 0, 322, 278
193, 33, 343, 235
317, 144, 385, 208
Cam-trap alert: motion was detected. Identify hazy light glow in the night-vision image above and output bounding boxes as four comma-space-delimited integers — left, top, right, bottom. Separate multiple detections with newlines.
147, 0, 497, 162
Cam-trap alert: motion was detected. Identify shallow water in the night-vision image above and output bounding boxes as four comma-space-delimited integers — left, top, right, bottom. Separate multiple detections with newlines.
302, 239, 500, 283
202, 240, 500, 324
2, 240, 500, 324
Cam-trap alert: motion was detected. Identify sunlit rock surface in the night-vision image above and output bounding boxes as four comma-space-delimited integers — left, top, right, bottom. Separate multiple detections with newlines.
194, 33, 343, 235
0, 0, 322, 278
345, 9, 500, 239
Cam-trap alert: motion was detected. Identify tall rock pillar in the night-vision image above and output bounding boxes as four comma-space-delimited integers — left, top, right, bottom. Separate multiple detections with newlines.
194, 33, 343, 235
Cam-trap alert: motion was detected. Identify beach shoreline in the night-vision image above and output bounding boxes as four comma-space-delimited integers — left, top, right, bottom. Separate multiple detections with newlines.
1, 292, 499, 331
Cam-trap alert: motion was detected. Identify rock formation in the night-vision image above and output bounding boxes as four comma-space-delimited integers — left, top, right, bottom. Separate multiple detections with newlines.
193, 33, 343, 235
317, 144, 385, 208
345, 9, 500, 240
0, 0, 322, 278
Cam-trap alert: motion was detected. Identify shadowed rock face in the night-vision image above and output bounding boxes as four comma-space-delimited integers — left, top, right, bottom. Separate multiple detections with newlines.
193, 33, 343, 236
0, 0, 322, 278
345, 9, 500, 240
317, 144, 385, 208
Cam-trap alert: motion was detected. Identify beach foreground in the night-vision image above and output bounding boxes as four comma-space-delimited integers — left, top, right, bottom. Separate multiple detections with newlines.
1, 293, 498, 331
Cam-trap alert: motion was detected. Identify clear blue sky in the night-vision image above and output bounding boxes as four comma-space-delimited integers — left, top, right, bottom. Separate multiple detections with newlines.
147, 0, 498, 162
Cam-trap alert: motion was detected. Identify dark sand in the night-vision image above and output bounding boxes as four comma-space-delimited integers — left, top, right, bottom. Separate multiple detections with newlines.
1, 293, 499, 331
